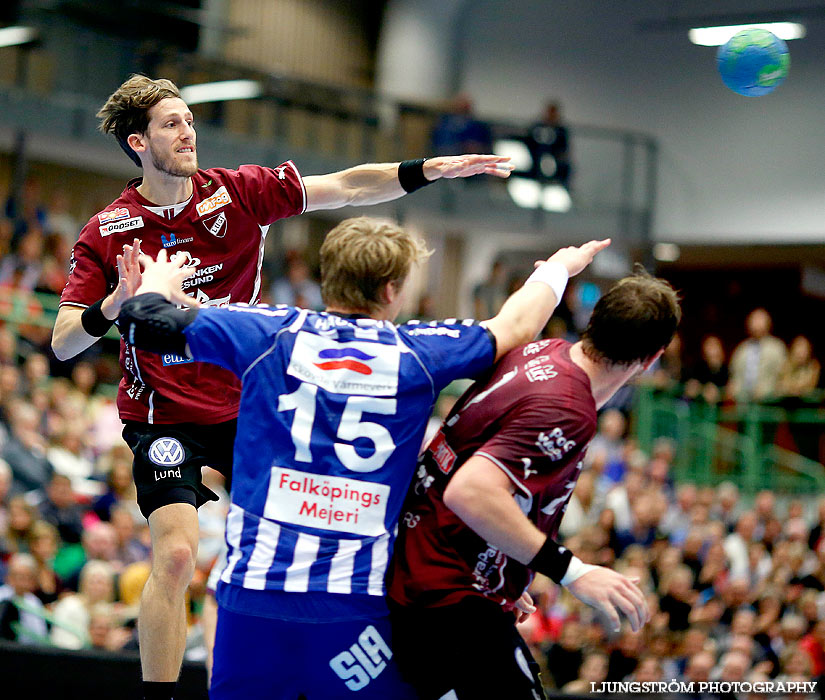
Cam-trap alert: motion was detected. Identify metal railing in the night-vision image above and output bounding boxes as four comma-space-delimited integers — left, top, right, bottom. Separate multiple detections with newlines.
633, 384, 825, 493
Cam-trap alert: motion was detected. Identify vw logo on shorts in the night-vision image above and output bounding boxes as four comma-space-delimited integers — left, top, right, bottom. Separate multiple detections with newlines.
148, 437, 185, 467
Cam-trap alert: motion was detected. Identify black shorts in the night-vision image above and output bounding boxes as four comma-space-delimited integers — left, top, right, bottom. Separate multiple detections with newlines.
389, 596, 546, 700
122, 419, 237, 519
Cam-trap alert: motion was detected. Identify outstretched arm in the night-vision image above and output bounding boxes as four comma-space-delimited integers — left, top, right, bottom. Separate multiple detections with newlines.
482, 239, 610, 360
443, 455, 649, 632
302, 155, 513, 212
52, 240, 142, 361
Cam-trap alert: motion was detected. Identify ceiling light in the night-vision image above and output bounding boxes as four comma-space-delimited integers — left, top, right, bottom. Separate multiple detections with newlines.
506, 178, 541, 209
180, 80, 262, 105
541, 184, 572, 213
689, 22, 805, 46
0, 26, 38, 48
492, 139, 533, 172
653, 243, 680, 262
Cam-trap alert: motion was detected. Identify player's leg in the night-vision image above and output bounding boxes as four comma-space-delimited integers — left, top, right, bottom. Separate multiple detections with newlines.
391, 597, 547, 700
305, 614, 418, 700
210, 606, 302, 700
122, 421, 226, 697
141, 502, 200, 681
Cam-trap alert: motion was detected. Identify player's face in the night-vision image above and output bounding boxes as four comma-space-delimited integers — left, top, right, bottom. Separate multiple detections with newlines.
143, 98, 198, 178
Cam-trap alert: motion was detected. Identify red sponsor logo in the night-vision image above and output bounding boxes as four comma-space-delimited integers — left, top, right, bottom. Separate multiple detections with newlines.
429, 432, 457, 475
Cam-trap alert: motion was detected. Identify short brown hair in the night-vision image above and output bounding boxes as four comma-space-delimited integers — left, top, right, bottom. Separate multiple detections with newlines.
581, 267, 681, 366
97, 75, 182, 167
320, 217, 431, 314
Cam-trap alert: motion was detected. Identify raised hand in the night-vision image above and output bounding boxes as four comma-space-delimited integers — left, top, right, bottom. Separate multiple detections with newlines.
423, 154, 514, 181
136, 248, 198, 308
102, 238, 143, 319
566, 567, 649, 633
542, 239, 612, 277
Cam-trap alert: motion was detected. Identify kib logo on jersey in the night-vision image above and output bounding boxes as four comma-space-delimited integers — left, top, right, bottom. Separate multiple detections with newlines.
196, 185, 231, 217
287, 332, 399, 396
98, 207, 130, 224
99, 216, 144, 237
202, 211, 227, 238
314, 348, 375, 376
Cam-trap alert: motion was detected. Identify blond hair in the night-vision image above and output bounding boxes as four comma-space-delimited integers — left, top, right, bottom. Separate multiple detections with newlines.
97, 75, 182, 166
320, 217, 431, 314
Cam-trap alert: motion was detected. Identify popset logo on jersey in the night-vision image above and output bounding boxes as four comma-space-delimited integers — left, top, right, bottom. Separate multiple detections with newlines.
99, 216, 144, 237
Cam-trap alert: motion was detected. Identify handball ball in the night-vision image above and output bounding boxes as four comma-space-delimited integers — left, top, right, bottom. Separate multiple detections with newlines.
717, 28, 789, 96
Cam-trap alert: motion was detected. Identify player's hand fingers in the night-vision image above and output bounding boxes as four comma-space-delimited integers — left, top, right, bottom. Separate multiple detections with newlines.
596, 597, 622, 633
622, 579, 650, 624
610, 589, 642, 632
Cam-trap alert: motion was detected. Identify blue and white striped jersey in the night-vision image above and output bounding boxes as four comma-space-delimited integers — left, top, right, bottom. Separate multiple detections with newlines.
184, 304, 494, 610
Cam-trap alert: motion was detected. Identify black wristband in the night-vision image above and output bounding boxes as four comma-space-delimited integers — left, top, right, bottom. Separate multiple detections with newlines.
398, 158, 432, 193
81, 298, 115, 337
119, 293, 197, 356
527, 536, 574, 584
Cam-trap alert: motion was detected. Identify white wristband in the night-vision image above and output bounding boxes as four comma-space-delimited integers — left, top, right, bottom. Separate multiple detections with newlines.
525, 261, 569, 307
560, 555, 598, 586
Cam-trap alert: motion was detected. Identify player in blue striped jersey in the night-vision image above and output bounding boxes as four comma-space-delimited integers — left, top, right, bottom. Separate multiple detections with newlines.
119, 216, 609, 699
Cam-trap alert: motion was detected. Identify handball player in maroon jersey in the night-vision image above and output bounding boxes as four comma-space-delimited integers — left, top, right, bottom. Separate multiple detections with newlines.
389, 269, 682, 699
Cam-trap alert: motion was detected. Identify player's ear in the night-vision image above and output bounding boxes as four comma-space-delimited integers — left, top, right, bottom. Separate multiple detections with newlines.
127, 132, 147, 155
380, 281, 396, 306
642, 348, 665, 371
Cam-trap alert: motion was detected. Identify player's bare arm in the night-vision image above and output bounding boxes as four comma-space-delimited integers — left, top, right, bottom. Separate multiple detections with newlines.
52, 239, 142, 361
302, 154, 513, 211
483, 239, 610, 360
443, 453, 649, 633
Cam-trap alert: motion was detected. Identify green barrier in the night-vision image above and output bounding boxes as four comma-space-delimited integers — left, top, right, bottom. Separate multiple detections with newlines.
632, 383, 825, 494
0, 289, 120, 340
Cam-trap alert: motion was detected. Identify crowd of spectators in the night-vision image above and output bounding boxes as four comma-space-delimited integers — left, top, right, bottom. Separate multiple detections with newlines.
522, 428, 825, 694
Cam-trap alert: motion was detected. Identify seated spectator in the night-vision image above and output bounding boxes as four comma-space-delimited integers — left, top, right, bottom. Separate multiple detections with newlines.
778, 335, 820, 398
710, 481, 740, 534
526, 101, 572, 189
0, 553, 48, 644
685, 335, 728, 404
431, 93, 492, 155
87, 601, 131, 652
718, 649, 751, 683
46, 420, 98, 495
3, 398, 54, 495
59, 521, 122, 592
545, 619, 584, 689
0, 457, 11, 534
662, 484, 698, 543
268, 252, 322, 310
110, 504, 150, 565
38, 473, 85, 544
632, 654, 664, 682
659, 565, 696, 632
4, 495, 37, 554
51, 559, 117, 649
92, 451, 138, 523
0, 227, 44, 292
727, 308, 787, 402
606, 628, 642, 681
559, 469, 602, 538
797, 619, 825, 676
724, 511, 757, 580
650, 333, 685, 392
27, 519, 63, 605
562, 650, 609, 693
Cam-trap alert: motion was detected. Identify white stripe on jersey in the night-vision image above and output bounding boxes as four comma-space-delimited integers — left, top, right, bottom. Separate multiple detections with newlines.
249, 224, 269, 304
147, 390, 155, 425
221, 504, 246, 584
367, 532, 390, 596
327, 539, 362, 594
242, 518, 281, 590
286, 160, 307, 213
283, 532, 321, 592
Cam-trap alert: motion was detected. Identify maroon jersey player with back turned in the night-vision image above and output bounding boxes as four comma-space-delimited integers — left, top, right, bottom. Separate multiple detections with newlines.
389, 269, 682, 700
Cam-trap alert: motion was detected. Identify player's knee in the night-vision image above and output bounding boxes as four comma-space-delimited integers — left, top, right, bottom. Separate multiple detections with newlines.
153, 539, 196, 588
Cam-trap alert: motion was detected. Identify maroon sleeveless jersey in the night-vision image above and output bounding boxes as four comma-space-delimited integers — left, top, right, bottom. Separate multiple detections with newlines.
60, 163, 306, 424
388, 339, 598, 609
